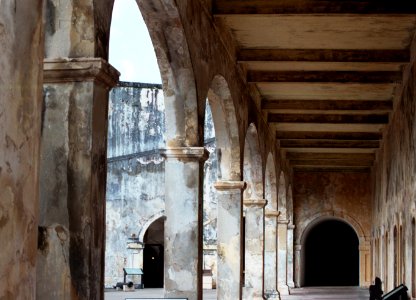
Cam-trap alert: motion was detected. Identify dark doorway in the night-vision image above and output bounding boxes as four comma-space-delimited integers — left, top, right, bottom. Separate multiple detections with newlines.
143, 217, 164, 288
304, 219, 359, 286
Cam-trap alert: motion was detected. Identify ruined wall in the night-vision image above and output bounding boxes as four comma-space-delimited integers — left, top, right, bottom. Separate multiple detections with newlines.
372, 48, 416, 293
105, 83, 219, 287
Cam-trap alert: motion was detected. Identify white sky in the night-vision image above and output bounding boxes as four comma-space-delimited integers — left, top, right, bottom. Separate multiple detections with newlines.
109, 0, 162, 84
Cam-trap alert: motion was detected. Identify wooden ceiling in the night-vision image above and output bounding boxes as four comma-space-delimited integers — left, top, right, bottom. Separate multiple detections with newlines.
212, 0, 416, 172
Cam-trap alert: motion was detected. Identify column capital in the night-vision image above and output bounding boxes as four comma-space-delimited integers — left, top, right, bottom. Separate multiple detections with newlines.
214, 180, 246, 191
278, 219, 290, 225
288, 224, 296, 230
265, 209, 280, 218
243, 199, 267, 208
295, 244, 302, 251
161, 147, 209, 161
43, 57, 120, 88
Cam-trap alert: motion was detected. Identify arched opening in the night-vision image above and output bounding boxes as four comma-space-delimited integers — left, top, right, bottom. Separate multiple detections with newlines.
143, 217, 165, 288
204, 75, 241, 298
304, 219, 359, 286
109, 0, 161, 83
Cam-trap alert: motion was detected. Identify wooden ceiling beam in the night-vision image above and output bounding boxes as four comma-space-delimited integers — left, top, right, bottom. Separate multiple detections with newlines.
277, 131, 382, 140
213, 0, 416, 15
268, 113, 388, 124
293, 166, 371, 172
290, 159, 374, 167
280, 140, 380, 148
248, 70, 402, 83
286, 152, 375, 160
263, 99, 392, 111
238, 49, 410, 63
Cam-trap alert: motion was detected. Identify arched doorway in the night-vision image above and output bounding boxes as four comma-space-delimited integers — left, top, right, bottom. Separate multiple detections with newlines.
143, 217, 164, 288
304, 220, 359, 286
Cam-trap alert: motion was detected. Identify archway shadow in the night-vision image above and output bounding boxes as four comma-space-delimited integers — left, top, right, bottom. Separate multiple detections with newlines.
304, 220, 359, 286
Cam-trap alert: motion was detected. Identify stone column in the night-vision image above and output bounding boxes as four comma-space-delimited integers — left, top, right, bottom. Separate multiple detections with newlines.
0, 3, 44, 299
277, 219, 290, 295
162, 147, 208, 300
214, 180, 246, 300
359, 240, 371, 287
37, 58, 119, 300
243, 199, 267, 300
264, 210, 280, 298
287, 224, 295, 288
294, 244, 302, 288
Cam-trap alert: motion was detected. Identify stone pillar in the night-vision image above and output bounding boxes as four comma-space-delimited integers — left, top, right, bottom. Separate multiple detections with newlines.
37, 58, 119, 300
214, 180, 246, 300
294, 244, 302, 288
264, 210, 280, 298
277, 219, 290, 295
243, 199, 267, 300
359, 240, 371, 287
0, 2, 44, 299
287, 224, 295, 288
162, 147, 208, 300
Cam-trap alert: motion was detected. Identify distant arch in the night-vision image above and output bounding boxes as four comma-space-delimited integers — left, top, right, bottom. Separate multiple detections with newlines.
303, 219, 359, 286
139, 211, 166, 243
298, 210, 366, 245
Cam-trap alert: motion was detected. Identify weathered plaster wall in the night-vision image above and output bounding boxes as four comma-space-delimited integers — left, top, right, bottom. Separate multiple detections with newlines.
372, 46, 416, 293
107, 82, 165, 158
105, 83, 166, 286
0, 2, 44, 299
294, 172, 372, 241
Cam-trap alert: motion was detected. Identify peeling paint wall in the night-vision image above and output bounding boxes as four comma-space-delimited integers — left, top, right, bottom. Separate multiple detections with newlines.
105, 83, 166, 286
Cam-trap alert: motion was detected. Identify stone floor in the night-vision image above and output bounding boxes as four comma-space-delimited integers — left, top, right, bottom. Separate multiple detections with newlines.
104, 288, 216, 300
282, 286, 368, 300
105, 286, 368, 300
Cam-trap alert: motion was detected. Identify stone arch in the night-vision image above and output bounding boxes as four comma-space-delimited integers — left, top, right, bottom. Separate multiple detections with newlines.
135, 0, 198, 145
298, 211, 366, 245
243, 124, 263, 199
207, 75, 241, 180
138, 211, 166, 243
265, 153, 277, 210
278, 172, 287, 219
297, 211, 367, 287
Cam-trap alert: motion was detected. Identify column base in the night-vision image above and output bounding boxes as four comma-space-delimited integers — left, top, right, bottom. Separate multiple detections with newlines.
243, 286, 265, 300
264, 289, 280, 299
287, 281, 295, 288
278, 284, 290, 295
